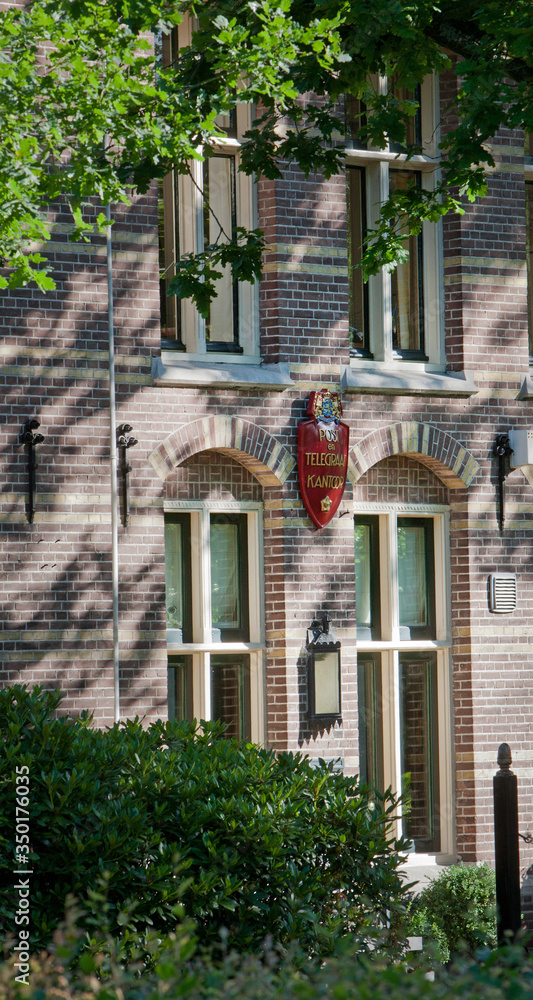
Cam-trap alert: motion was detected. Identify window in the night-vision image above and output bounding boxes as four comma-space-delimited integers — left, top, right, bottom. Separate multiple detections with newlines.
159, 25, 258, 359
346, 76, 444, 370
354, 507, 453, 857
164, 501, 265, 741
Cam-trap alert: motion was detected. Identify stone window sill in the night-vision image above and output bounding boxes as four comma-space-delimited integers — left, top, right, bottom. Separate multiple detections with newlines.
341, 365, 478, 397
152, 355, 293, 390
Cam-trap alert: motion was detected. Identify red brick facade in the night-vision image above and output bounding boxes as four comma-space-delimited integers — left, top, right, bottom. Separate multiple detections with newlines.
2, 72, 533, 884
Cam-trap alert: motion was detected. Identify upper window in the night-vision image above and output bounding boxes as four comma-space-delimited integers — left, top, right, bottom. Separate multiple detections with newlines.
159, 26, 258, 359
355, 508, 452, 857
346, 76, 444, 369
164, 502, 265, 742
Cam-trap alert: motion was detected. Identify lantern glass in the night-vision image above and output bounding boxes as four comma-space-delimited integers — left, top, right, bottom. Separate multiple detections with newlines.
313, 649, 340, 716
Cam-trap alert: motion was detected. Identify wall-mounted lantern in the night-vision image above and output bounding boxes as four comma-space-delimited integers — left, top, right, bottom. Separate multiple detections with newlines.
20, 418, 45, 524
492, 433, 513, 532
116, 423, 138, 526
306, 611, 341, 719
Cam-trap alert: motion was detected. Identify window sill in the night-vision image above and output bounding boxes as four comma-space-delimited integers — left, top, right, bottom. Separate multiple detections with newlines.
166, 636, 266, 652
341, 365, 478, 397
152, 355, 293, 390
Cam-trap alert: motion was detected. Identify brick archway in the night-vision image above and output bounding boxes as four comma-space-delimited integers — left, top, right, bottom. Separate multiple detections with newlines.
351, 421, 479, 488
148, 415, 295, 486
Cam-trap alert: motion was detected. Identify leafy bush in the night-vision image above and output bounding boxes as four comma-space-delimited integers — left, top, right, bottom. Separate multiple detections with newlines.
0, 685, 410, 957
409, 863, 497, 960
1, 909, 533, 1000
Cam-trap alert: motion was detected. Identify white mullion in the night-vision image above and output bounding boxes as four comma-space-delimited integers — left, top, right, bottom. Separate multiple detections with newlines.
193, 154, 207, 353
197, 508, 212, 645
247, 509, 264, 644
191, 508, 211, 725
421, 166, 445, 368
381, 649, 403, 840
381, 511, 403, 840
203, 652, 212, 721
246, 511, 266, 742
433, 512, 449, 641
192, 652, 205, 722
393, 649, 404, 835
190, 510, 205, 644
377, 75, 394, 364
249, 649, 266, 746
380, 165, 394, 363
436, 647, 455, 858
178, 160, 204, 354
367, 160, 391, 363
421, 73, 439, 158
381, 512, 397, 642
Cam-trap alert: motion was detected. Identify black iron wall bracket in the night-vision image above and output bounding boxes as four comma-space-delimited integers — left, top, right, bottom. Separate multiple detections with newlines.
117, 423, 138, 526
20, 418, 45, 524
492, 433, 513, 532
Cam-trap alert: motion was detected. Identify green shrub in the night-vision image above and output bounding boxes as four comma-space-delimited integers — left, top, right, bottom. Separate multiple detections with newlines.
409, 863, 497, 959
1, 910, 533, 1000
0, 685, 410, 957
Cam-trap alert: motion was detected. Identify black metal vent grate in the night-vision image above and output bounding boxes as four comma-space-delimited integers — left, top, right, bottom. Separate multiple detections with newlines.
489, 574, 517, 614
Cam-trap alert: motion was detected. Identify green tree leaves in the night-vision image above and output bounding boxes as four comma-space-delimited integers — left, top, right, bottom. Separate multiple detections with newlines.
0, 0, 531, 302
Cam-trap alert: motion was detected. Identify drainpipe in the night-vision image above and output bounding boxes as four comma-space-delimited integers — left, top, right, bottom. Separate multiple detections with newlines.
106, 198, 120, 724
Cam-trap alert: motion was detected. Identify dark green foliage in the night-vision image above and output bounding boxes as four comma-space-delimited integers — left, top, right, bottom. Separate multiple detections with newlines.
2, 908, 533, 1000
409, 863, 497, 960
0, 685, 410, 957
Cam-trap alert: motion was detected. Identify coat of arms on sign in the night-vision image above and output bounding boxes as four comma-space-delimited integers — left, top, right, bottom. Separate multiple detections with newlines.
297, 391, 349, 529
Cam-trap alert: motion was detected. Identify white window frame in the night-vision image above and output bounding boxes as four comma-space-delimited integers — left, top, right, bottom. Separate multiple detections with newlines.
354, 502, 454, 863
346, 75, 445, 372
164, 499, 266, 744
162, 18, 259, 362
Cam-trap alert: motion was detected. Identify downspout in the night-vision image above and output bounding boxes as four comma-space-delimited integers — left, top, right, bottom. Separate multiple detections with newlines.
106, 198, 120, 723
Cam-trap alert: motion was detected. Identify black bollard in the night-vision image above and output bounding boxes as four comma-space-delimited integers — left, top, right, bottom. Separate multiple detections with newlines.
493, 742, 522, 944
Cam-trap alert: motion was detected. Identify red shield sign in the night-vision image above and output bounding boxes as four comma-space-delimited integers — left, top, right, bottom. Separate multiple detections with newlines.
298, 412, 349, 529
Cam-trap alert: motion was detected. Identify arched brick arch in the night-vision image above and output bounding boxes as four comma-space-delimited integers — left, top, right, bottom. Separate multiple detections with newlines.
148, 415, 295, 486
351, 421, 479, 488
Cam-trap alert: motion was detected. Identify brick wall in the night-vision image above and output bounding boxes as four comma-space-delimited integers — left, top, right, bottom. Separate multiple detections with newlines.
2, 73, 533, 876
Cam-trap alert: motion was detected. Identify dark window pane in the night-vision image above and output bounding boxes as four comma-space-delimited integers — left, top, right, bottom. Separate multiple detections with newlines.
357, 653, 383, 790
389, 79, 422, 151
210, 513, 249, 641
168, 655, 193, 722
397, 518, 435, 639
211, 653, 251, 740
214, 109, 237, 138
389, 171, 425, 358
345, 94, 367, 149
354, 515, 380, 638
399, 652, 440, 852
159, 173, 184, 348
203, 155, 241, 352
347, 167, 370, 357
164, 514, 192, 642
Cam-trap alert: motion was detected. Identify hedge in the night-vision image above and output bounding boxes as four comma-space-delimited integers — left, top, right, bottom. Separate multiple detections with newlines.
0, 685, 410, 957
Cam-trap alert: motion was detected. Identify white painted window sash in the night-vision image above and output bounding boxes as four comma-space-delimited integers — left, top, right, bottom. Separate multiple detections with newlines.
165, 500, 265, 744
346, 73, 444, 369
354, 505, 454, 859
